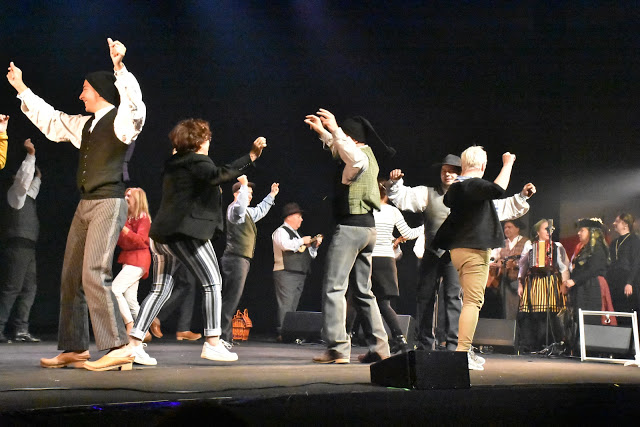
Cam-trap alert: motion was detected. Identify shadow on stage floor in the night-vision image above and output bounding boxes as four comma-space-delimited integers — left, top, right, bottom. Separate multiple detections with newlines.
1, 336, 639, 425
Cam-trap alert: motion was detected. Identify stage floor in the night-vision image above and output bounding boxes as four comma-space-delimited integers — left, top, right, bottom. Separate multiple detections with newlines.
1, 338, 640, 425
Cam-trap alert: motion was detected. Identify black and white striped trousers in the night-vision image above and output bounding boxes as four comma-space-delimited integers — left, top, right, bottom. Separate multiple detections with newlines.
131, 238, 222, 339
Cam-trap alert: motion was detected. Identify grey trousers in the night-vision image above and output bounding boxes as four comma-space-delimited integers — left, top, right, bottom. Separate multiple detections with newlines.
273, 269, 307, 334
0, 243, 37, 334
58, 198, 129, 351
321, 225, 389, 357
220, 254, 251, 341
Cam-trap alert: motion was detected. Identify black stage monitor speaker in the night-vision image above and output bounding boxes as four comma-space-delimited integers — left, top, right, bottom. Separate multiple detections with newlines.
473, 318, 516, 349
584, 325, 633, 354
281, 311, 323, 342
370, 350, 470, 390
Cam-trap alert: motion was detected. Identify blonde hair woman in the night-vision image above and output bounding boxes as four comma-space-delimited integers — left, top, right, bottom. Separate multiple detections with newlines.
111, 187, 153, 363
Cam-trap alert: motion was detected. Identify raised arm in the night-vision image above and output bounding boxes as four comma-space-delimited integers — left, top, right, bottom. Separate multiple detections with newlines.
8, 62, 89, 146
305, 108, 368, 184
494, 152, 516, 191
493, 182, 535, 221
108, 38, 147, 145
248, 182, 278, 223
386, 169, 430, 213
7, 139, 38, 210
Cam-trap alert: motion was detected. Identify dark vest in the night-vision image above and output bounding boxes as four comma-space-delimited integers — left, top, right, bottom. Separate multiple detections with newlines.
78, 108, 130, 199
1, 196, 39, 242
224, 213, 257, 259
281, 226, 312, 274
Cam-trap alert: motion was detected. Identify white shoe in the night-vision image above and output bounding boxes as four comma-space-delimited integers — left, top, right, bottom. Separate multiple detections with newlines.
467, 350, 484, 371
201, 341, 238, 362
469, 347, 485, 365
132, 343, 157, 366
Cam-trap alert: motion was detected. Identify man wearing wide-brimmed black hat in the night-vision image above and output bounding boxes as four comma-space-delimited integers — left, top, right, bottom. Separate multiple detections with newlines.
272, 202, 322, 339
305, 108, 393, 364
387, 154, 535, 354
7, 38, 146, 370
220, 175, 279, 344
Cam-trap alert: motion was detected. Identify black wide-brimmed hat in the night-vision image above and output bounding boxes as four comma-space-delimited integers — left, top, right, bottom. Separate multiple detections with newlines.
341, 116, 396, 160
282, 202, 304, 219
431, 154, 461, 169
85, 71, 120, 106
232, 181, 256, 193
576, 218, 604, 229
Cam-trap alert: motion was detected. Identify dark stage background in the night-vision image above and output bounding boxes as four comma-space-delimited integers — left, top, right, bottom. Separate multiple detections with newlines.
1, 1, 639, 337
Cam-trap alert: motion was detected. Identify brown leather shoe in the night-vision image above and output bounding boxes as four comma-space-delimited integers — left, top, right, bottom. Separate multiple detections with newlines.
40, 351, 91, 369
176, 331, 202, 341
150, 318, 163, 339
84, 353, 134, 371
312, 350, 350, 364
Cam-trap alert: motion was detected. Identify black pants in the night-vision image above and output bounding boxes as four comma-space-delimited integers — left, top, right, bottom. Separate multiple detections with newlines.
0, 241, 37, 335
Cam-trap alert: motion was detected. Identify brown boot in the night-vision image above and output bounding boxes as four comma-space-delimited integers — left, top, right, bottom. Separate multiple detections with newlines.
40, 351, 90, 369
150, 318, 163, 339
176, 331, 202, 341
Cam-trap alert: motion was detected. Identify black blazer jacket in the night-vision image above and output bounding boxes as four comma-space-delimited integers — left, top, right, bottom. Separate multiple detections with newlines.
150, 151, 253, 243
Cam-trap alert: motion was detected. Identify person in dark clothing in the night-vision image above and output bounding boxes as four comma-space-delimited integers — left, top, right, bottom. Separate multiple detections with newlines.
0, 138, 41, 343
123, 119, 266, 366
606, 213, 640, 323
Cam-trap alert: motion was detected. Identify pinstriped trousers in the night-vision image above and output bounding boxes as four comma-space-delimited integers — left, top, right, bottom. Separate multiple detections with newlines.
58, 198, 129, 351
131, 238, 222, 340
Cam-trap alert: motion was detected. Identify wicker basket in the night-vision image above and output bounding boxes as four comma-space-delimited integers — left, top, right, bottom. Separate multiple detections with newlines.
232, 308, 252, 341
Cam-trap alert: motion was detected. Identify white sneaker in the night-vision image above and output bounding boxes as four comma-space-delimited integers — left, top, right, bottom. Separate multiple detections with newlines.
469, 347, 485, 365
467, 351, 484, 371
132, 343, 157, 366
201, 341, 238, 362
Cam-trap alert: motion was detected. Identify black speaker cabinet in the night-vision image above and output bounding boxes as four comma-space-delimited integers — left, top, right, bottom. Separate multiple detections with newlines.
584, 325, 633, 354
280, 311, 323, 342
370, 350, 470, 390
472, 318, 516, 349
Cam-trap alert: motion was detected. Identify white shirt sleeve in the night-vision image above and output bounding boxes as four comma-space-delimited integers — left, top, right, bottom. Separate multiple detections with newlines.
272, 227, 305, 252
227, 185, 250, 224
7, 153, 36, 209
494, 192, 530, 221
112, 65, 146, 144
17, 89, 90, 148
386, 178, 430, 213
320, 127, 369, 185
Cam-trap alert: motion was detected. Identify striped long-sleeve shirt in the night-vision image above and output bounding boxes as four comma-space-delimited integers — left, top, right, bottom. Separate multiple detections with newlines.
372, 203, 424, 258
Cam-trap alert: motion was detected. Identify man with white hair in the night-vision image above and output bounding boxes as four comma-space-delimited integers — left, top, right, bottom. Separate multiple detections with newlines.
433, 147, 518, 371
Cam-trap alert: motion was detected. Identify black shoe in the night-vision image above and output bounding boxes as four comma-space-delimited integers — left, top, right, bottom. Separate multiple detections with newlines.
13, 332, 40, 342
357, 351, 384, 363
389, 335, 409, 354
0, 332, 11, 343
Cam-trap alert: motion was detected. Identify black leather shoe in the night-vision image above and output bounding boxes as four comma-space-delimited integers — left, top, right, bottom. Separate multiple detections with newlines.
13, 332, 41, 342
358, 351, 384, 363
389, 335, 409, 354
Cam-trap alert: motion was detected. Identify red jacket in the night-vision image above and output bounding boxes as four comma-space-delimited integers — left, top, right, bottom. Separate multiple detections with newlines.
117, 213, 151, 279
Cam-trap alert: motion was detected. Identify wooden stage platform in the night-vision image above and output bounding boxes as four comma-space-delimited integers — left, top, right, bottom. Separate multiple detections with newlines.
1, 338, 639, 425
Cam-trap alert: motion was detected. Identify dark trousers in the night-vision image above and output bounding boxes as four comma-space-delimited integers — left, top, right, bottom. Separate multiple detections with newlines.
415, 250, 461, 350
157, 264, 197, 332
0, 243, 37, 334
273, 270, 308, 334
220, 254, 251, 341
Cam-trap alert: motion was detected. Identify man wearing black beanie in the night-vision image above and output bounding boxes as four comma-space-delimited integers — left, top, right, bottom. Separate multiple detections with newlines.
7, 38, 146, 371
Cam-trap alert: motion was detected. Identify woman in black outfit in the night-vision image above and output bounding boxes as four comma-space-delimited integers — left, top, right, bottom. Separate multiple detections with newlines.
126, 118, 266, 364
